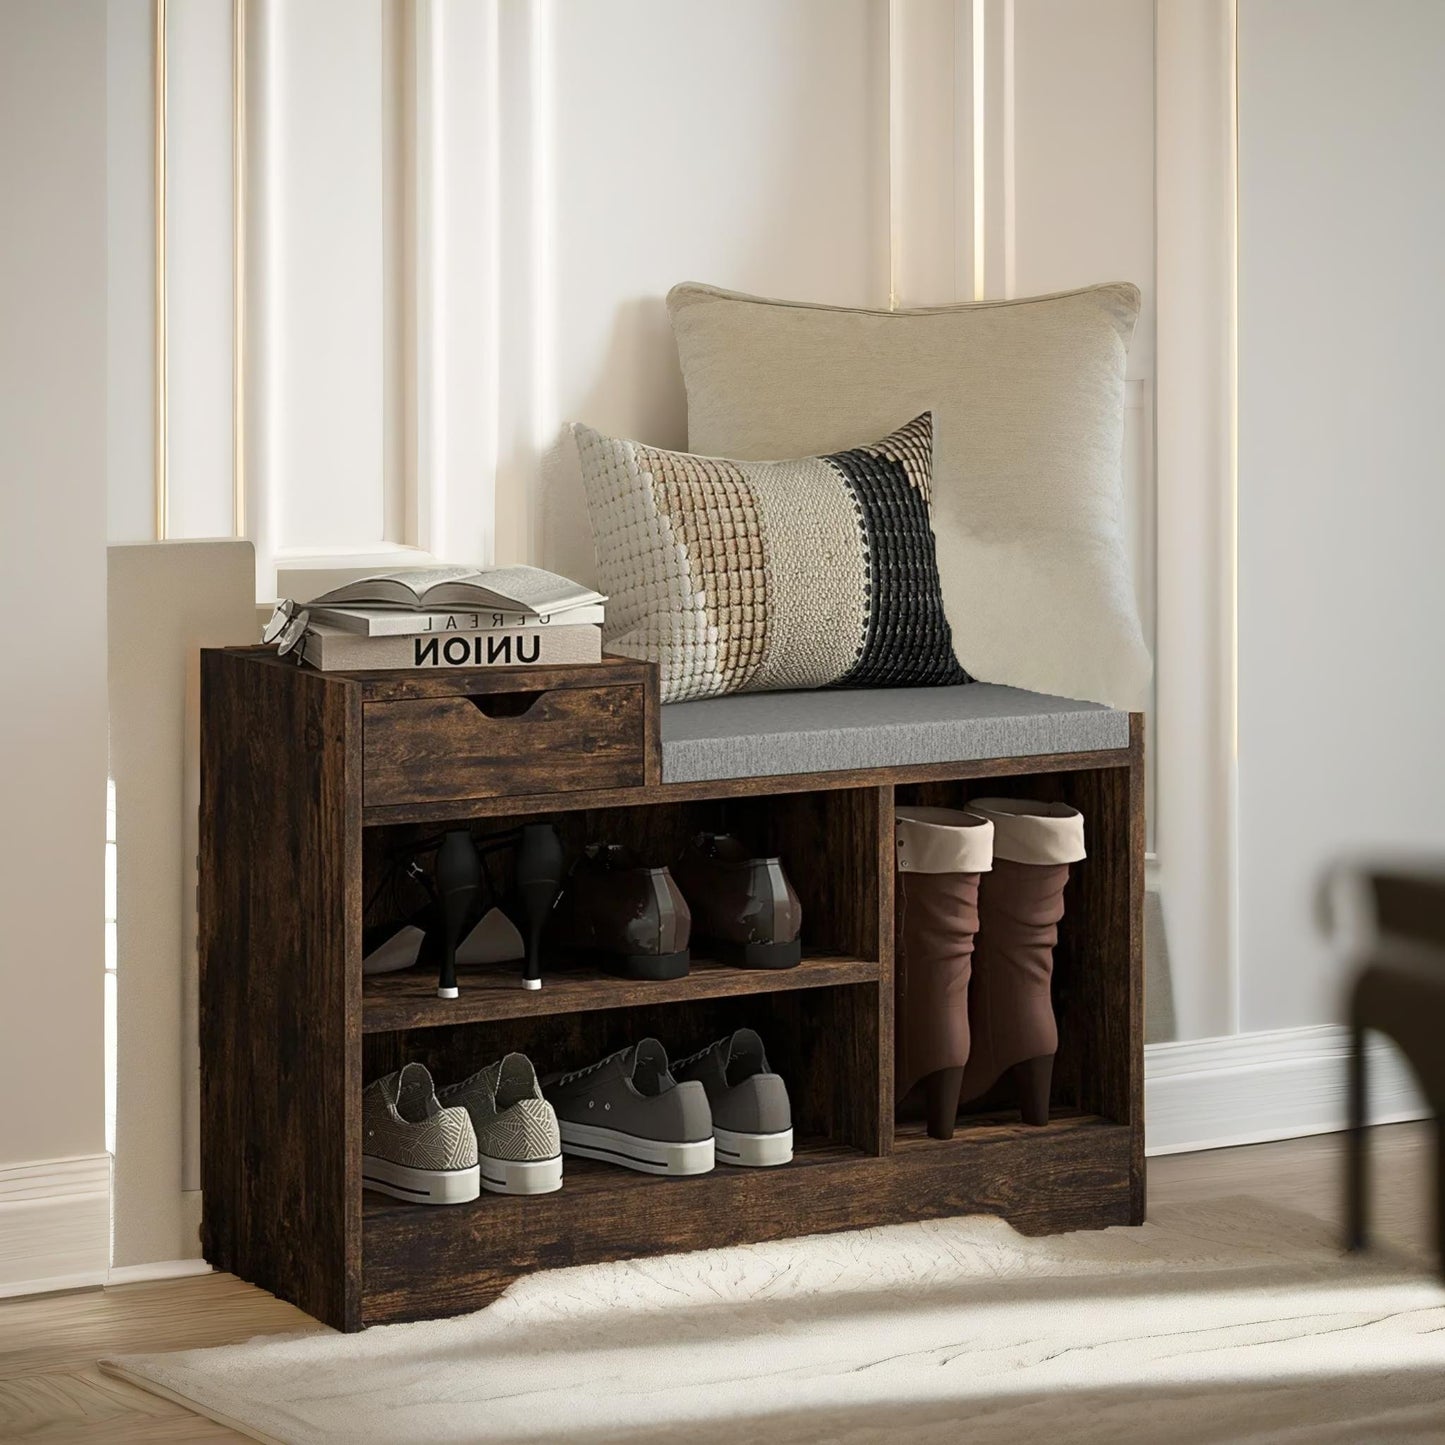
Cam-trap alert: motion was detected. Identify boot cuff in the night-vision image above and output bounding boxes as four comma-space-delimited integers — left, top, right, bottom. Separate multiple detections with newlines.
895, 807, 994, 875
966, 798, 1086, 865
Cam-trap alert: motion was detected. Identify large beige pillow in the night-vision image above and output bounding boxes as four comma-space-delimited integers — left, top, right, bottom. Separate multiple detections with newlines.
667, 282, 1150, 708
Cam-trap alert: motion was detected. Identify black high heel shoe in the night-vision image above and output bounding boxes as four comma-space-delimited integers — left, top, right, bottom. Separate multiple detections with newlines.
513, 824, 565, 991
364, 824, 562, 994
455, 826, 563, 988
432, 829, 482, 999
468, 823, 564, 989
362, 830, 481, 998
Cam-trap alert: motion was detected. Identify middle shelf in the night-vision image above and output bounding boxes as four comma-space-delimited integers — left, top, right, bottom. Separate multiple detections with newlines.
362, 951, 882, 1032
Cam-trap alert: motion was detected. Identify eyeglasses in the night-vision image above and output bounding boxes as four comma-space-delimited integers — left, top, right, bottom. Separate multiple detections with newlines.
261, 598, 311, 659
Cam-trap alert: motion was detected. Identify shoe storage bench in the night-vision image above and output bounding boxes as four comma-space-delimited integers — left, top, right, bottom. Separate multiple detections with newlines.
200, 649, 1144, 1332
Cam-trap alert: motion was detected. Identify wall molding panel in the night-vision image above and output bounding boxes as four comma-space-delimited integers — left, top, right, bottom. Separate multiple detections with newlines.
410, 0, 500, 566
1153, 0, 1238, 1040
885, 0, 1016, 308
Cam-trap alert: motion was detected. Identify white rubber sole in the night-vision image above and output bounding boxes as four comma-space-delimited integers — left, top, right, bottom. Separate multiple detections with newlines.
361, 1153, 480, 1204
714, 1125, 794, 1168
559, 1119, 714, 1176
480, 1152, 563, 1195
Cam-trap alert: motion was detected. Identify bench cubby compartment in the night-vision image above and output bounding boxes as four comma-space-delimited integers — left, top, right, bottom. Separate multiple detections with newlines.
894, 765, 1137, 1133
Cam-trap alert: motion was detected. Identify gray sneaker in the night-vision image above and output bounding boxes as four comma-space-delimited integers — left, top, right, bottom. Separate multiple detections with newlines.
543, 1038, 714, 1176
438, 1053, 563, 1196
362, 1063, 480, 1204
673, 1029, 793, 1167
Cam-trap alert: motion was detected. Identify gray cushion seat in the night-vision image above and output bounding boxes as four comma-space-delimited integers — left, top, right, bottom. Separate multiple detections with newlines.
660, 684, 1130, 785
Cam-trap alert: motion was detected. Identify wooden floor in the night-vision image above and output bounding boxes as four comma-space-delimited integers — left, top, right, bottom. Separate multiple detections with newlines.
0, 1123, 1434, 1443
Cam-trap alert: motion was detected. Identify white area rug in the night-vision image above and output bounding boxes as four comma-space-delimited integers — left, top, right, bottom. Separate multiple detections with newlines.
103, 1199, 1445, 1444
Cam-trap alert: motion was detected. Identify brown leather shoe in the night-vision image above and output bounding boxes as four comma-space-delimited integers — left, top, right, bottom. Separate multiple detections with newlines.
672, 833, 803, 970
550, 845, 691, 980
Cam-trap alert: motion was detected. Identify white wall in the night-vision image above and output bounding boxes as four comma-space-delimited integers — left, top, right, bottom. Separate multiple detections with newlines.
1237, 0, 1445, 1031
0, 1, 109, 1169
0, 0, 111, 1292
539, 0, 892, 584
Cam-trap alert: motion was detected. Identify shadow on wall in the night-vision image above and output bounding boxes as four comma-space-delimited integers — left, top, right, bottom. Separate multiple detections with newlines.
1145, 890, 1176, 1043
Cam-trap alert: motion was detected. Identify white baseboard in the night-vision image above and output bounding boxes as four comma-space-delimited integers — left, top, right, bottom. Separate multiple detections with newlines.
107, 1257, 212, 1286
0, 1153, 111, 1300
1145, 1024, 1429, 1156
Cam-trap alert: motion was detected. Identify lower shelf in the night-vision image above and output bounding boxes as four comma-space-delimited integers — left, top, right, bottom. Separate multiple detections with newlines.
360, 1115, 1138, 1327
891, 1108, 1098, 1151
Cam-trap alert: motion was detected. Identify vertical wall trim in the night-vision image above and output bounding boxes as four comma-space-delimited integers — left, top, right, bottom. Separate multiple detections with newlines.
1226, 0, 1241, 1033
411, 0, 501, 566
246, 0, 281, 599
886, 0, 1011, 306
527, 0, 554, 564
886, 0, 969, 309
413, 0, 440, 554
232, 0, 246, 539
970, 0, 986, 299
483, 0, 501, 563
886, 0, 903, 309
981, 0, 1015, 298
1154, 0, 1238, 1039
153, 0, 168, 540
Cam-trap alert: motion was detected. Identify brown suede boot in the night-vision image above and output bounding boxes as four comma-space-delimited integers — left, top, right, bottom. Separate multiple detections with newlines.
958, 798, 1086, 1125
894, 807, 994, 1139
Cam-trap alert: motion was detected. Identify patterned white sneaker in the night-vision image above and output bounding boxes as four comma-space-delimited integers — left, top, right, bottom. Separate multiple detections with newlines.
439, 1053, 563, 1195
362, 1063, 480, 1204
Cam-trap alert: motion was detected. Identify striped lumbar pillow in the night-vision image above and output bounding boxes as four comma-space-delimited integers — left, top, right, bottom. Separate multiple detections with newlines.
573, 412, 968, 704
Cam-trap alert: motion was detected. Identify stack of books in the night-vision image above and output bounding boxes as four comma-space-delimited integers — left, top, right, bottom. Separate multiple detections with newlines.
286, 566, 607, 672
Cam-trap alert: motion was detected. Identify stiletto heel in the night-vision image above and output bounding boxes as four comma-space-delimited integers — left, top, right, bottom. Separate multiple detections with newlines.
514, 824, 564, 990
433, 830, 481, 999
1011, 1054, 1053, 1127
923, 1067, 964, 1140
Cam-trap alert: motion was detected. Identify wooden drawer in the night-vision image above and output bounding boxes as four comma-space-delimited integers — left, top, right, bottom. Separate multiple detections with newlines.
363, 682, 646, 806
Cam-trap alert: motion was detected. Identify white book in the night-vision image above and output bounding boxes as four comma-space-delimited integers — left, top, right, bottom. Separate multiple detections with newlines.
298, 621, 602, 672
310, 564, 605, 615
308, 603, 606, 636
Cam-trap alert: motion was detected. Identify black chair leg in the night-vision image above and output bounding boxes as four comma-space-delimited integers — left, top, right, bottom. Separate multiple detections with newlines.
1346, 1016, 1368, 1252
1436, 1118, 1445, 1274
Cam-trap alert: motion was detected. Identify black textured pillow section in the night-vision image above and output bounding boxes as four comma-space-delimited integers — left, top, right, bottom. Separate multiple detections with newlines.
828, 438, 971, 689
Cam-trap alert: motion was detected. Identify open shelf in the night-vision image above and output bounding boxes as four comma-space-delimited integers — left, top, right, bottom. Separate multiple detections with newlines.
362, 1134, 860, 1213
362, 951, 880, 1033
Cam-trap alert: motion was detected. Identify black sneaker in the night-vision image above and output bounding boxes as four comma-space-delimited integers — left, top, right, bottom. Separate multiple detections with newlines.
543, 1039, 714, 1175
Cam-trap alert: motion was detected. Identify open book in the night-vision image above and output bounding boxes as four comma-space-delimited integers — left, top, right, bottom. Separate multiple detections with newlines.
311, 565, 605, 614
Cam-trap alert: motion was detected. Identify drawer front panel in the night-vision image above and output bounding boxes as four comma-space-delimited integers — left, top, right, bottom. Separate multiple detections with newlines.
363, 684, 645, 805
